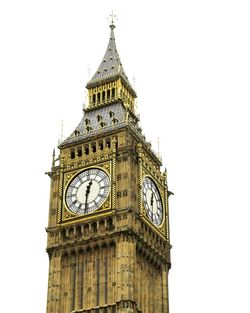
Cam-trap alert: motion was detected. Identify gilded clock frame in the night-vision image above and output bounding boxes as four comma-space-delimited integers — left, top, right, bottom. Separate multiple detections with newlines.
142, 174, 164, 227
59, 160, 113, 223
140, 170, 167, 237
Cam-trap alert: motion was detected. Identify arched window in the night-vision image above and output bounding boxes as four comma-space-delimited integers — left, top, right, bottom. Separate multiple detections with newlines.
102, 91, 105, 101
76, 226, 81, 237
61, 229, 67, 242
106, 138, 111, 148
112, 118, 118, 124
107, 89, 110, 100
92, 94, 96, 104
83, 224, 89, 236
109, 111, 114, 118
77, 147, 82, 157
112, 87, 115, 98
107, 218, 113, 230
68, 228, 74, 239
99, 220, 105, 231
74, 129, 80, 136
84, 144, 89, 155
92, 142, 96, 153
99, 141, 104, 150
70, 149, 75, 159
97, 92, 101, 103
91, 222, 97, 233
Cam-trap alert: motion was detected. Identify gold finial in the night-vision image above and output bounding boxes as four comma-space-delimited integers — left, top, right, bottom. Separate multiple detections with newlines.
52, 149, 55, 167
108, 11, 117, 29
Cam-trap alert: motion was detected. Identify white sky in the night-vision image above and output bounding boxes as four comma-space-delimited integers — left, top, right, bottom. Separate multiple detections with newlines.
0, 0, 250, 312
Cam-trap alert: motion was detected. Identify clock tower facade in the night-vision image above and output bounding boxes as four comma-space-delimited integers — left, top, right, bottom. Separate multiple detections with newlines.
46, 22, 171, 313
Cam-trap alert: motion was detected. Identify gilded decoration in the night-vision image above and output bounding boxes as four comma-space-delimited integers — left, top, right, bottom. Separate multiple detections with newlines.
46, 20, 171, 313
60, 161, 113, 223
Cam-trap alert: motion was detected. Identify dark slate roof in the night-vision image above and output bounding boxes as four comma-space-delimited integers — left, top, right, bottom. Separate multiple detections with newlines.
59, 102, 162, 165
60, 102, 128, 147
86, 25, 136, 96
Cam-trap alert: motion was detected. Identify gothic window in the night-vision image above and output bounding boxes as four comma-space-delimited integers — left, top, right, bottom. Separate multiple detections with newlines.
70, 149, 75, 159
68, 228, 74, 238
123, 190, 128, 197
92, 94, 96, 104
91, 222, 97, 233
109, 111, 114, 118
107, 218, 113, 230
102, 91, 105, 101
99, 220, 105, 232
84, 144, 89, 155
83, 224, 89, 236
117, 191, 122, 198
85, 118, 90, 125
106, 138, 111, 148
107, 89, 110, 100
111, 87, 115, 98
112, 118, 118, 124
92, 142, 96, 153
117, 174, 121, 180
86, 126, 92, 132
98, 141, 104, 150
74, 129, 80, 136
97, 115, 102, 122
77, 147, 82, 157
97, 92, 101, 103
100, 121, 106, 128
76, 226, 81, 237
61, 229, 67, 242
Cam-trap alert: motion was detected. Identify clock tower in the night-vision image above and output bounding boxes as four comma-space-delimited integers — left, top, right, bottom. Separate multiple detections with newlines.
46, 20, 171, 313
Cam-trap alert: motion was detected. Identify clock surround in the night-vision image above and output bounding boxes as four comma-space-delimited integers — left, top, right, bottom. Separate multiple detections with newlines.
65, 168, 110, 215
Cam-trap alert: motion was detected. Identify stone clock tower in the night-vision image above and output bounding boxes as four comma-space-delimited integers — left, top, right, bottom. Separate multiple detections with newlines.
46, 20, 171, 313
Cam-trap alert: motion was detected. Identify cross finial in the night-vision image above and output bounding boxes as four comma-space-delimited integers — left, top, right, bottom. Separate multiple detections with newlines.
109, 11, 117, 29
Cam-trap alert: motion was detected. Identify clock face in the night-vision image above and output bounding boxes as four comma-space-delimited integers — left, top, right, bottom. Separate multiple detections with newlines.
65, 168, 110, 215
142, 177, 163, 226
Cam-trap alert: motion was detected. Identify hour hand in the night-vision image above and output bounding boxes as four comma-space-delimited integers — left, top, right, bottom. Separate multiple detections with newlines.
84, 201, 88, 214
150, 192, 154, 207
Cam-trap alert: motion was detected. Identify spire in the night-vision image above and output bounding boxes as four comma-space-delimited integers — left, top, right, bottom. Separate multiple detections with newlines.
86, 20, 136, 97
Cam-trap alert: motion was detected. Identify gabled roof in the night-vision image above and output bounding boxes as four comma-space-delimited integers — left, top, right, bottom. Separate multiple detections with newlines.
86, 24, 136, 97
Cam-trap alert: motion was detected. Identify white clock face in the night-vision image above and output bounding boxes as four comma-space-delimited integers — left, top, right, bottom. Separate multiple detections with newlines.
142, 177, 163, 226
65, 168, 110, 215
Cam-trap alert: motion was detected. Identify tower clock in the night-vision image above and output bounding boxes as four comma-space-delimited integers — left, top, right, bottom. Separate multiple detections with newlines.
46, 20, 172, 313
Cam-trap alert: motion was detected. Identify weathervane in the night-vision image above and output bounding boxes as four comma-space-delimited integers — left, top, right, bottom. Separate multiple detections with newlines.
108, 11, 117, 28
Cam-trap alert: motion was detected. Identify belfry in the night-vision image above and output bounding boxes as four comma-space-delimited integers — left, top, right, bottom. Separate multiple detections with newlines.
46, 19, 171, 313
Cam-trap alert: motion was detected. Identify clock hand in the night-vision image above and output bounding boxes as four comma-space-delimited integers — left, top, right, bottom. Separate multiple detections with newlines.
150, 192, 154, 207
84, 180, 93, 213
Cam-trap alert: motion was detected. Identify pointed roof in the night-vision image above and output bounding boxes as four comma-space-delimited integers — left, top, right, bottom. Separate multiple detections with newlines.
86, 24, 136, 97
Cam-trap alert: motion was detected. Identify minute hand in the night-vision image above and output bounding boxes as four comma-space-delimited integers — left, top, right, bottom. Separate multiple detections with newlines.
84, 180, 92, 213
